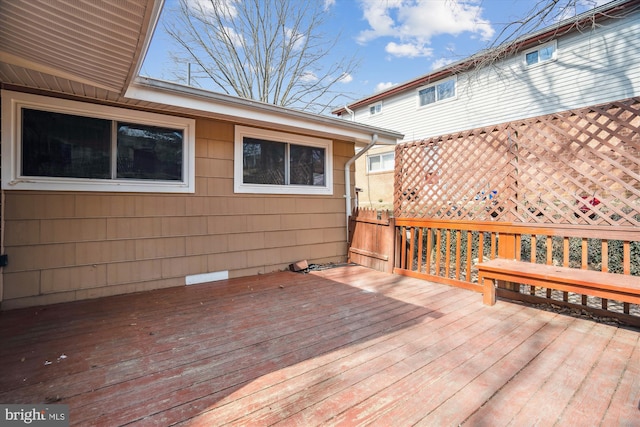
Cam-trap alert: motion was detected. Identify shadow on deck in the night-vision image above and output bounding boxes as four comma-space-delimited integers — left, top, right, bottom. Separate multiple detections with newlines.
0, 265, 638, 425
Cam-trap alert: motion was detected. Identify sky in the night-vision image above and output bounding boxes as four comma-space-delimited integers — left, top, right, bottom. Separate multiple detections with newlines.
140, 0, 612, 109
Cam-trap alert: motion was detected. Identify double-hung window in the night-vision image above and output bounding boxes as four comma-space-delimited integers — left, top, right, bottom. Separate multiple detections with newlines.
367, 152, 394, 173
524, 40, 557, 67
234, 126, 333, 195
418, 78, 456, 107
2, 90, 195, 192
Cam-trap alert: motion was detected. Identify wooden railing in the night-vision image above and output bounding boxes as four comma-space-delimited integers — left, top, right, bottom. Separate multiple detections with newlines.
394, 218, 640, 324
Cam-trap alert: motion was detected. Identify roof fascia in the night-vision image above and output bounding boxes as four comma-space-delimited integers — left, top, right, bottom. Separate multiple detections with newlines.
125, 77, 403, 146
123, 0, 166, 94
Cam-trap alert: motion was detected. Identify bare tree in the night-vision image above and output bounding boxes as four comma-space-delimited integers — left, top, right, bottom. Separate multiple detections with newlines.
164, 0, 359, 114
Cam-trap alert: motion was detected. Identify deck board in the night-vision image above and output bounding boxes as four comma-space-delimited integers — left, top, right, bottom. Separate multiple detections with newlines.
0, 265, 638, 426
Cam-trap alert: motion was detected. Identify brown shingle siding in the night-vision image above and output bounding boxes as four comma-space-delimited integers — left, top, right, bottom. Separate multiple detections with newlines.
1, 116, 354, 308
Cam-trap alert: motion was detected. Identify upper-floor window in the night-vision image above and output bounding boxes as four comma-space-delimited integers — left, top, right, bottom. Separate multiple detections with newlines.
367, 152, 394, 173
369, 102, 382, 116
1, 90, 195, 193
234, 126, 333, 195
418, 78, 456, 107
524, 41, 557, 67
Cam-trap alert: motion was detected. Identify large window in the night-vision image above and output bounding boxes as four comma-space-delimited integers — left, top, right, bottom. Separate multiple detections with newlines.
418, 78, 456, 107
367, 152, 394, 173
2, 90, 195, 192
524, 41, 557, 67
234, 126, 332, 194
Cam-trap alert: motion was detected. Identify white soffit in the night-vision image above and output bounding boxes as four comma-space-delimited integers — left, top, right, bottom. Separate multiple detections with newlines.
0, 0, 159, 94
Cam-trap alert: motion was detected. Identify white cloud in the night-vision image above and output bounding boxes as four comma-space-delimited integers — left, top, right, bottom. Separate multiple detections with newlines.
285, 27, 306, 51
579, 0, 610, 7
324, 0, 336, 11
385, 42, 433, 58
556, 0, 611, 22
431, 57, 455, 70
300, 71, 318, 82
356, 0, 403, 44
338, 73, 353, 83
187, 0, 238, 19
357, 0, 494, 58
375, 81, 396, 92
223, 26, 244, 47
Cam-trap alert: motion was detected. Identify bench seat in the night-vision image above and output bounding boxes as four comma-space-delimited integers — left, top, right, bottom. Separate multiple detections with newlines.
477, 258, 640, 306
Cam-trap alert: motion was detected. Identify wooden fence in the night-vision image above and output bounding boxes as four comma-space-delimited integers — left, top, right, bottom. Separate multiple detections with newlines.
391, 97, 640, 325
348, 208, 395, 273
394, 218, 640, 326
394, 97, 640, 227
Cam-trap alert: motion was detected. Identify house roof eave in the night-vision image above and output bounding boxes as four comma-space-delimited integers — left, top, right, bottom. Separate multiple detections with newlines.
126, 77, 404, 147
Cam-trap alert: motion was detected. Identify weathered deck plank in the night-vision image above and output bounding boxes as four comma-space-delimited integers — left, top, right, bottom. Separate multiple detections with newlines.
0, 265, 638, 426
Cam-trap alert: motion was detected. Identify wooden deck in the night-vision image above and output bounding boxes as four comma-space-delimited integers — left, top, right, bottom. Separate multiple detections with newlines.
1, 265, 638, 426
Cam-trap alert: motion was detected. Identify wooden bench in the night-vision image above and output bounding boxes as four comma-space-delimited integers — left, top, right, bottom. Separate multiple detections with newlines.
478, 258, 640, 307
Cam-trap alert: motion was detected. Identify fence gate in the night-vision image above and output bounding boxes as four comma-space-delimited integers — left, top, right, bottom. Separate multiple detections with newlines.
348, 208, 395, 273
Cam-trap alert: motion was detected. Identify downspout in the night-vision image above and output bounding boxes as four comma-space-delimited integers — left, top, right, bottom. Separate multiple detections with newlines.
345, 133, 378, 242
344, 105, 355, 121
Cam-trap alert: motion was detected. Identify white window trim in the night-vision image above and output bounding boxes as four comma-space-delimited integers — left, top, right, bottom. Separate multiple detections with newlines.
234, 125, 333, 195
369, 102, 382, 116
367, 152, 394, 173
416, 76, 457, 109
523, 40, 557, 68
1, 90, 196, 193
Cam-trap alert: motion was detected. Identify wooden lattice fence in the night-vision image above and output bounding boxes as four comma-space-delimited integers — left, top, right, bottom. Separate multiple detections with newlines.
394, 97, 640, 226
393, 97, 640, 325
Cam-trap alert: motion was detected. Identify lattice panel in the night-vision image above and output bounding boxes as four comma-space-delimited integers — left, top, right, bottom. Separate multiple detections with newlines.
395, 97, 640, 226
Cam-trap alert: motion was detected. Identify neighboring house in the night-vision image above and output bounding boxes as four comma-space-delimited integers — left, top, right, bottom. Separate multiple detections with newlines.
0, 0, 402, 309
354, 145, 396, 211
333, 0, 640, 209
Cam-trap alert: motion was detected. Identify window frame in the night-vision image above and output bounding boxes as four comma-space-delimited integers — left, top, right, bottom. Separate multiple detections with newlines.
369, 102, 382, 116
417, 77, 457, 108
1, 90, 196, 193
234, 125, 333, 195
367, 151, 394, 173
523, 40, 557, 68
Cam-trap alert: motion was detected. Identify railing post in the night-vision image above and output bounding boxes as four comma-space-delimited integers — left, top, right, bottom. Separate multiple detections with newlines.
387, 216, 396, 273
498, 232, 519, 292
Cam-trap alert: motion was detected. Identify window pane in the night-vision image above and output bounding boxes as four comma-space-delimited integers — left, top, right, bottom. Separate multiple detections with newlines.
368, 155, 381, 172
419, 87, 436, 106
243, 137, 285, 185
526, 51, 539, 65
21, 108, 111, 178
117, 123, 183, 181
382, 152, 394, 170
290, 144, 325, 186
437, 80, 455, 101
539, 45, 554, 61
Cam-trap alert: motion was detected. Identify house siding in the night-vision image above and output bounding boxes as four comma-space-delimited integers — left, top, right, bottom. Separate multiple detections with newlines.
353, 10, 640, 141
1, 117, 353, 309
355, 145, 395, 210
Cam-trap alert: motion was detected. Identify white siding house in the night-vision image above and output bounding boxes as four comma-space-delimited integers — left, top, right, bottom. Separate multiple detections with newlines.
335, 0, 640, 142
